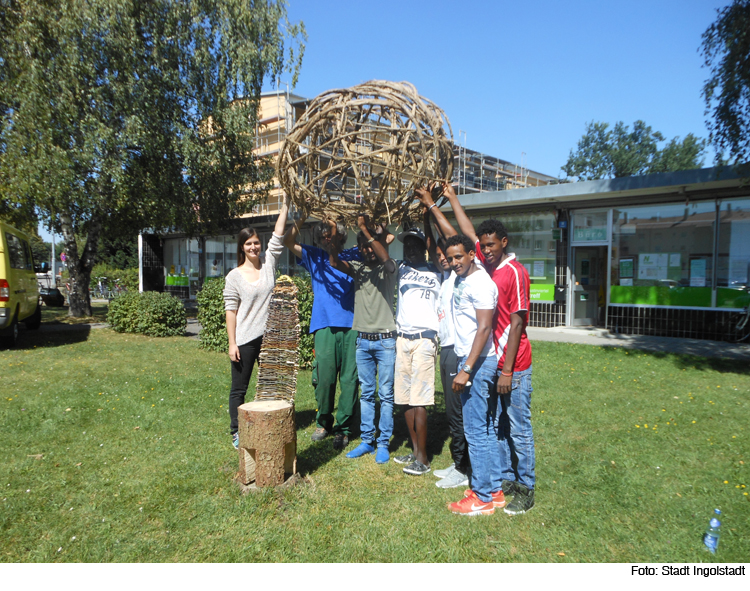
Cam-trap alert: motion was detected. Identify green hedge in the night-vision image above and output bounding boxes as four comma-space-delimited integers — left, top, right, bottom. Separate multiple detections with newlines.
108, 291, 186, 337
196, 277, 229, 352
196, 274, 314, 369
293, 275, 314, 370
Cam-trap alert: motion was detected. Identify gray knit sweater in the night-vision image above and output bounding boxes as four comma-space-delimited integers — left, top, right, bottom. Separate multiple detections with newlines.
223, 233, 284, 347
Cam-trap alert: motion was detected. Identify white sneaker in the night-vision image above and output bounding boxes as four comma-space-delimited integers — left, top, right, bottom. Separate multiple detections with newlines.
433, 463, 456, 479
435, 468, 469, 489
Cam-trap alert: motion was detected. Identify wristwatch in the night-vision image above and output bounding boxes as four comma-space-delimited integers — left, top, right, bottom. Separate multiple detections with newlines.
461, 363, 472, 374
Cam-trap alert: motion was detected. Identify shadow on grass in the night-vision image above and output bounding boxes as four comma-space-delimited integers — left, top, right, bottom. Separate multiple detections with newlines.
295, 393, 453, 475
388, 395, 452, 464
594, 344, 750, 375
295, 409, 352, 476
295, 409, 317, 431
8, 325, 92, 350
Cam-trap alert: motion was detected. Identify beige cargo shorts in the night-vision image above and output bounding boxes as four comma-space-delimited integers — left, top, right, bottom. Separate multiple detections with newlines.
394, 336, 437, 406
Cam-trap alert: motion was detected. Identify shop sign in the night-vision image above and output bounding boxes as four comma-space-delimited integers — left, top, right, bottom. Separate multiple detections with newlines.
529, 284, 555, 302
573, 227, 607, 242
166, 275, 189, 286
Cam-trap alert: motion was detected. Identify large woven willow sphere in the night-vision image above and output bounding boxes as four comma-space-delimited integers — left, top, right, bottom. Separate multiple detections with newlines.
277, 80, 453, 227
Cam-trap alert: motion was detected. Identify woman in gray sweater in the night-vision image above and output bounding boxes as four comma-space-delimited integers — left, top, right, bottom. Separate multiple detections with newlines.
224, 196, 291, 449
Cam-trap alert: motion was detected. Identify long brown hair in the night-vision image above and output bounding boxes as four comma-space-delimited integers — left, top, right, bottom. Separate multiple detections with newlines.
236, 227, 260, 266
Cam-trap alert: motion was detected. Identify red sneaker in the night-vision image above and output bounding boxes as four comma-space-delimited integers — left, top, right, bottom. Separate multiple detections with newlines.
448, 491, 495, 516
463, 488, 506, 507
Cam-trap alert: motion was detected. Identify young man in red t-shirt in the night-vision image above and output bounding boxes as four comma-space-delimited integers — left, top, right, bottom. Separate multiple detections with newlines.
441, 182, 536, 515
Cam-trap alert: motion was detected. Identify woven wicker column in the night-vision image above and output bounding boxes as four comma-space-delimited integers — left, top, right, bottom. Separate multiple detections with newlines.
236, 277, 300, 488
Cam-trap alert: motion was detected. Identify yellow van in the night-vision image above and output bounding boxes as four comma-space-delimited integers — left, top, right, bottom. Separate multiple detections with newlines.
0, 220, 42, 347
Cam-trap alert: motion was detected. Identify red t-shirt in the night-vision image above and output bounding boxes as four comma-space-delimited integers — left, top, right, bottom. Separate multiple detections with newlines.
475, 243, 532, 372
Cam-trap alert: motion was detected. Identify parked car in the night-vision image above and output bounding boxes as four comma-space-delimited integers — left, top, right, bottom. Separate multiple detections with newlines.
39, 286, 65, 307
0, 220, 42, 347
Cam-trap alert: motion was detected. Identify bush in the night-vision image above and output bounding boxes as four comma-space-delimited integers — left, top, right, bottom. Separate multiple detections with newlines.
196, 277, 228, 352
107, 291, 139, 333
108, 291, 186, 337
292, 274, 314, 370
196, 274, 314, 369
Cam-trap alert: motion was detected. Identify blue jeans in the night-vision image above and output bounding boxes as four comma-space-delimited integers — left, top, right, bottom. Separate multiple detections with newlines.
495, 365, 535, 490
356, 336, 396, 448
459, 354, 502, 503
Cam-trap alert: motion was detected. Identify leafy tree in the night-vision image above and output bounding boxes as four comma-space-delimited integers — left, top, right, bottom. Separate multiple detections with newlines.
97, 236, 139, 270
29, 235, 51, 268
562, 120, 706, 181
0, 0, 305, 316
701, 0, 750, 175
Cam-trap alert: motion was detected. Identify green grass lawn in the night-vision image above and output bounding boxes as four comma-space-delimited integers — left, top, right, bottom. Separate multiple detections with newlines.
1, 329, 747, 562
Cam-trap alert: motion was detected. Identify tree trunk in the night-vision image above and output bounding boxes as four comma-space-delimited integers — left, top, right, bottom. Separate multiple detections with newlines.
237, 400, 297, 487
60, 212, 102, 318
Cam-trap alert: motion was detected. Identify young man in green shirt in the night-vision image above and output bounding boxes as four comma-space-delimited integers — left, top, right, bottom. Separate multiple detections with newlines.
328, 215, 398, 464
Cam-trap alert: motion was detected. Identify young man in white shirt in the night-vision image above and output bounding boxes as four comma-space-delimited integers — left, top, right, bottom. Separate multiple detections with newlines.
392, 226, 442, 476
443, 234, 503, 516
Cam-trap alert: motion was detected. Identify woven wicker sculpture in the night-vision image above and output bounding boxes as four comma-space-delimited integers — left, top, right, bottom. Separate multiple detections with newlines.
255, 276, 300, 403
277, 80, 453, 227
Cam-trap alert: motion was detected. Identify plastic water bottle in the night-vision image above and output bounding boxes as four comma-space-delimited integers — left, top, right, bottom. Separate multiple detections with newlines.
703, 509, 721, 553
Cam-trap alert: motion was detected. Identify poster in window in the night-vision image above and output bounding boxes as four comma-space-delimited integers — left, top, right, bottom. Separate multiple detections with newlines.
690, 258, 707, 287
533, 260, 545, 278
619, 258, 634, 279
638, 253, 668, 280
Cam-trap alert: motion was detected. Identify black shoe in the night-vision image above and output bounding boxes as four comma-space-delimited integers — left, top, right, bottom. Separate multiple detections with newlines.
403, 460, 431, 476
333, 433, 349, 450
503, 483, 534, 515
311, 428, 328, 441
501, 479, 517, 497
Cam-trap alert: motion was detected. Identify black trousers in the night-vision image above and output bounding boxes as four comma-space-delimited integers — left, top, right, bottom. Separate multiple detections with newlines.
439, 345, 470, 473
229, 336, 263, 434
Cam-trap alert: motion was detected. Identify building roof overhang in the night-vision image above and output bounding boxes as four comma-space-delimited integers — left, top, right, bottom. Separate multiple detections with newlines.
445, 166, 748, 213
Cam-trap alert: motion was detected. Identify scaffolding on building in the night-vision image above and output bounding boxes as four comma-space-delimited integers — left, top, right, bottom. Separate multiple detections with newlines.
452, 146, 557, 194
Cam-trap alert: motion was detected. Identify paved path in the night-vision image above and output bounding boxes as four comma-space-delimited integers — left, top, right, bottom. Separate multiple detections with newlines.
527, 326, 750, 361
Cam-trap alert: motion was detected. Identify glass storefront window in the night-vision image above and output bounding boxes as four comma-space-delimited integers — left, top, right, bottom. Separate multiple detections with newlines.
206, 237, 225, 278
572, 210, 608, 242
611, 202, 715, 307
225, 235, 238, 272
187, 239, 200, 295
717, 197, 750, 309
163, 238, 189, 286
474, 211, 557, 302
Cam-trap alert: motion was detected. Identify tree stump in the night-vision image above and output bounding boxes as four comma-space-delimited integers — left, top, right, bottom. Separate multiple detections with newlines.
237, 400, 297, 487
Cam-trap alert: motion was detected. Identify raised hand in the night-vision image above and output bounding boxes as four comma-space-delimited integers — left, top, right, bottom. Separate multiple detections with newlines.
414, 185, 435, 208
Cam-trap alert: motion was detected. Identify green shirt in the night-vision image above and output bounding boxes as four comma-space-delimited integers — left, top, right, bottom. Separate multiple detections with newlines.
350, 259, 397, 333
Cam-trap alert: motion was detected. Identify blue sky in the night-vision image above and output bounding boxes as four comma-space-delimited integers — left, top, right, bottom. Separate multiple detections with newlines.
274, 0, 728, 175
40, 0, 730, 241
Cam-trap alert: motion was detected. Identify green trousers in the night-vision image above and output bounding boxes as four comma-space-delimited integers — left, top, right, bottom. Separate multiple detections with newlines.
312, 327, 359, 436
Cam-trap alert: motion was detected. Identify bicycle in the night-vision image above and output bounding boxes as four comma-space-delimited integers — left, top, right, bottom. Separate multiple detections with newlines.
734, 306, 750, 343
92, 276, 107, 299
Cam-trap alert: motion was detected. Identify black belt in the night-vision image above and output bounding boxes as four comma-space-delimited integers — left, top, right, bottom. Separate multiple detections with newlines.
358, 330, 396, 341
398, 330, 438, 341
